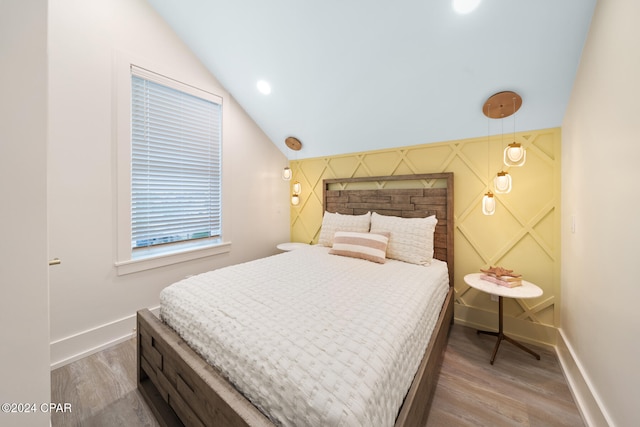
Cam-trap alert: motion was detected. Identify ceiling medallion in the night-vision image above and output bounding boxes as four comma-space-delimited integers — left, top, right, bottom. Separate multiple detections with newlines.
482, 91, 522, 119
285, 136, 302, 151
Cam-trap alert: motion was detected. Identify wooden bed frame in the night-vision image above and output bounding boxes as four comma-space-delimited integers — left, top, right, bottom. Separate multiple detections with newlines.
137, 172, 454, 427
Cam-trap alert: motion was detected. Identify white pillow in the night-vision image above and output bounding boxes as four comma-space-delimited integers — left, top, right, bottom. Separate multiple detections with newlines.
329, 231, 390, 264
370, 212, 437, 265
317, 211, 371, 247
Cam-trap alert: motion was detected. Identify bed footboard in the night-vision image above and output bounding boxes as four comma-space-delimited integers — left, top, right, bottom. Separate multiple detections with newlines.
136, 309, 274, 427
394, 286, 454, 426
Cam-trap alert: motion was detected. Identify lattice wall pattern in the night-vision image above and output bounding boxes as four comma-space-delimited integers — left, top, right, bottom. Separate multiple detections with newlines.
289, 128, 561, 342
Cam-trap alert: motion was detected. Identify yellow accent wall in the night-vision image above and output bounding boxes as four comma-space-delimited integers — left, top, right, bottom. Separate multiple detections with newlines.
290, 128, 561, 345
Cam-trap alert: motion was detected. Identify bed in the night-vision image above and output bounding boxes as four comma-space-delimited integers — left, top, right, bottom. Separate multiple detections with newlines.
137, 172, 454, 427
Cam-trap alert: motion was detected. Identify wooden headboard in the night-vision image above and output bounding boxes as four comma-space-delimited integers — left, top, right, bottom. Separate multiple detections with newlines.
323, 173, 454, 286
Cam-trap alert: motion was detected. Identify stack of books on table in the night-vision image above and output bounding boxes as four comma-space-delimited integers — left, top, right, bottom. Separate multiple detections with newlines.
480, 266, 523, 288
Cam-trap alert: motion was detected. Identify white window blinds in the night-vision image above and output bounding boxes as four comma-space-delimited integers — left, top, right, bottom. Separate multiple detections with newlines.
130, 66, 222, 250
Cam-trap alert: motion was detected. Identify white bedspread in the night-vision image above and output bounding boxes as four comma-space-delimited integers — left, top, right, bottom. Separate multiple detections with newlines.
160, 245, 449, 427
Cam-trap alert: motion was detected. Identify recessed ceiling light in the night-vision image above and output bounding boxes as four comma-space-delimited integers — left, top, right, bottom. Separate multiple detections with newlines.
256, 80, 271, 95
452, 0, 481, 14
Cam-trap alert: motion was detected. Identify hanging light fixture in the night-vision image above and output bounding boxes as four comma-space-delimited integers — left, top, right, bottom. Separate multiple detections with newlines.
284, 136, 303, 205
482, 91, 523, 209
282, 166, 292, 180
503, 95, 525, 167
282, 136, 302, 181
291, 181, 301, 206
493, 171, 512, 194
482, 191, 496, 215
504, 142, 526, 167
481, 101, 496, 215
494, 113, 512, 194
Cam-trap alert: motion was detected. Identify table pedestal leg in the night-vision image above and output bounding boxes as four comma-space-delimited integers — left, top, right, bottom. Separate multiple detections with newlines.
476, 296, 541, 364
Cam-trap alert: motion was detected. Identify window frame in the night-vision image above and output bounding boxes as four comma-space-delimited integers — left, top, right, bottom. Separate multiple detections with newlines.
114, 54, 231, 275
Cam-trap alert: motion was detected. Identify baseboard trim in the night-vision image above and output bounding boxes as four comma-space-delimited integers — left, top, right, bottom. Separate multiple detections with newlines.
50, 306, 160, 370
555, 328, 612, 427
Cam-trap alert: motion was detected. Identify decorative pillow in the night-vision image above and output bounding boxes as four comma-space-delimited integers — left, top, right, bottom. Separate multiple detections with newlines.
329, 231, 390, 264
370, 212, 437, 265
317, 211, 371, 247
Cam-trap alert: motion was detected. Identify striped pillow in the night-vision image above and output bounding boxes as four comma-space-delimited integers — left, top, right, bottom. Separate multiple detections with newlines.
329, 231, 390, 264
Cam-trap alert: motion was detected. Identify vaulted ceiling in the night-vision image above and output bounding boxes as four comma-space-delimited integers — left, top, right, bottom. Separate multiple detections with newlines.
146, 0, 596, 159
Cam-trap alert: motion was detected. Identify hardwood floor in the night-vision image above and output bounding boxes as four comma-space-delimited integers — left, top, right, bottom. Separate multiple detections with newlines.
426, 325, 584, 427
51, 337, 159, 427
51, 324, 583, 427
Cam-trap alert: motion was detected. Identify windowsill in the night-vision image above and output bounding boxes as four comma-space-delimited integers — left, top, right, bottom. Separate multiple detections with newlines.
115, 239, 231, 275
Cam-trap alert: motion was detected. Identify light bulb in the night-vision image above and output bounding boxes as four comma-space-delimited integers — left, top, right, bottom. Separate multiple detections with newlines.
291, 194, 300, 206
292, 181, 301, 194
507, 146, 522, 162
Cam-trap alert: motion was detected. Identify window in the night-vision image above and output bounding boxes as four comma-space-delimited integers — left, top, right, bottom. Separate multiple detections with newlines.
130, 67, 222, 252
115, 60, 229, 275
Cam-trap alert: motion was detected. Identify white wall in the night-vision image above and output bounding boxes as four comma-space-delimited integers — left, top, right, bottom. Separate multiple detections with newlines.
48, 0, 290, 366
0, 0, 51, 426
561, 0, 640, 425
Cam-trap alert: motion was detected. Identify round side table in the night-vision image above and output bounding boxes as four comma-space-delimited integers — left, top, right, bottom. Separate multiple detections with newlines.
276, 242, 309, 251
464, 272, 543, 364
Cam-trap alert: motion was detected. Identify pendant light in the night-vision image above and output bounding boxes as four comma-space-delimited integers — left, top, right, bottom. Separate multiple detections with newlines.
282, 166, 292, 180
282, 136, 302, 181
503, 95, 525, 167
504, 142, 526, 167
494, 116, 512, 194
482, 191, 496, 215
282, 136, 303, 205
482, 91, 523, 210
291, 181, 301, 206
493, 171, 512, 194
482, 101, 495, 215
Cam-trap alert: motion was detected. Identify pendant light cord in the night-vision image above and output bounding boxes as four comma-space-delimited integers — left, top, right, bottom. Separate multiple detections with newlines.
487, 103, 491, 191
513, 96, 516, 143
